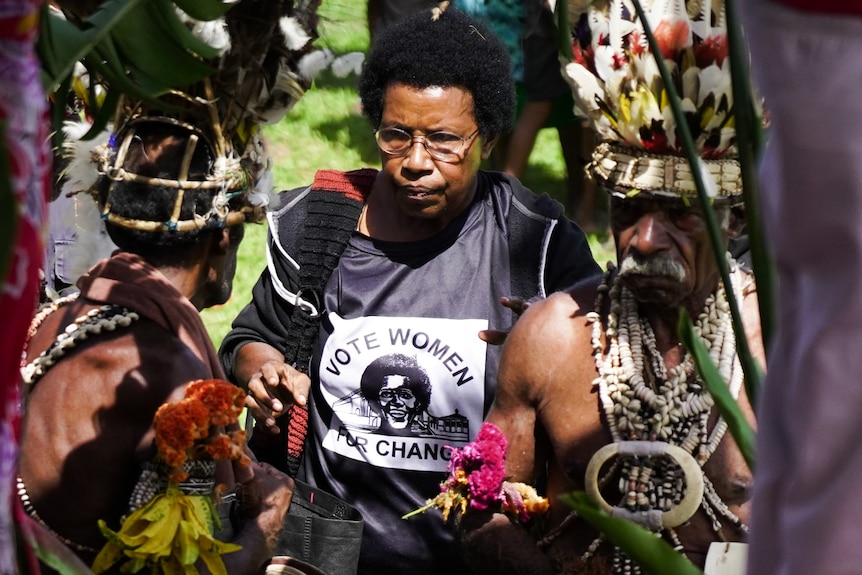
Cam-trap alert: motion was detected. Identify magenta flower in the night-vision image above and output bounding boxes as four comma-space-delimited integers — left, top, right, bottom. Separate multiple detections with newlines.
404, 422, 548, 524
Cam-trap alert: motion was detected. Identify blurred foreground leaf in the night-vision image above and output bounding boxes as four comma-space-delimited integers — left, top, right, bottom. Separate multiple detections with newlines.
560, 492, 703, 575
679, 311, 758, 471
18, 513, 95, 575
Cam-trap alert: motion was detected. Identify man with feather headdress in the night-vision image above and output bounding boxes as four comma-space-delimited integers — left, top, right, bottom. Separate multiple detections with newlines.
17, 0, 322, 572
460, 1, 764, 573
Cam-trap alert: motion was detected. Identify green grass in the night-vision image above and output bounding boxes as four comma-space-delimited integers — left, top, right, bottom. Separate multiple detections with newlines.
201, 0, 614, 347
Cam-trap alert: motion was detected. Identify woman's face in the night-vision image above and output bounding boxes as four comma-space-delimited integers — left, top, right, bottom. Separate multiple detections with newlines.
376, 83, 496, 233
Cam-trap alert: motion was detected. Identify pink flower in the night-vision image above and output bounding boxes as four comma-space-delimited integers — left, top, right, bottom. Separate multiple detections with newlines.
404, 422, 548, 525
444, 423, 507, 510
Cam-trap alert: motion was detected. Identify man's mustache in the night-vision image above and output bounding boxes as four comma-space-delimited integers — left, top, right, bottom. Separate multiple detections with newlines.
618, 255, 686, 282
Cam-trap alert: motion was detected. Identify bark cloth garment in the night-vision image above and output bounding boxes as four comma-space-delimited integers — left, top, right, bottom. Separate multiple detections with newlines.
19, 251, 232, 554
76, 250, 226, 378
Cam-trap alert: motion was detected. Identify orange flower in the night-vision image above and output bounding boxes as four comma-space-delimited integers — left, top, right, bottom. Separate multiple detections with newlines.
185, 379, 245, 426
154, 380, 250, 484
154, 400, 211, 475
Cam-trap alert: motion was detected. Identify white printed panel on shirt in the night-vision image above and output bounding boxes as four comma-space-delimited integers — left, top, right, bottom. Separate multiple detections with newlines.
320, 313, 488, 472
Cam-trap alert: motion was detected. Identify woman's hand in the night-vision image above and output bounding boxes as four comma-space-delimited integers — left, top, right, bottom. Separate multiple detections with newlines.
245, 360, 311, 434
478, 296, 535, 346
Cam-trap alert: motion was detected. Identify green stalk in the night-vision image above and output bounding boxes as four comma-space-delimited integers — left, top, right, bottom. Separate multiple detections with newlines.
630, 0, 763, 400
561, 493, 704, 575
725, 0, 772, 406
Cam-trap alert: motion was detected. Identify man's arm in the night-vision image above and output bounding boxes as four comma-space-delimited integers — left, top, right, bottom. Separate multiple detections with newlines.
460, 297, 567, 575
217, 461, 295, 575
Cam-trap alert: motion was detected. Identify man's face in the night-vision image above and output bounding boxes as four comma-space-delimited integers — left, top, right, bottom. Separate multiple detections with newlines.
610, 195, 724, 309
204, 224, 245, 308
378, 374, 418, 429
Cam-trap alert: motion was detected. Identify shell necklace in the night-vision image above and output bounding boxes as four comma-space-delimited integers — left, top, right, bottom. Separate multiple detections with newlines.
582, 256, 747, 573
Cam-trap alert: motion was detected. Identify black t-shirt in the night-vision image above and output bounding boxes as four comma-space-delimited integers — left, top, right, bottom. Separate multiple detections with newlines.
301, 184, 512, 574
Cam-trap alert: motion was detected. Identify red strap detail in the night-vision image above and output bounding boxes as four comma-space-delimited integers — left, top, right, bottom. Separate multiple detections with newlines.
286, 404, 309, 459
311, 169, 377, 202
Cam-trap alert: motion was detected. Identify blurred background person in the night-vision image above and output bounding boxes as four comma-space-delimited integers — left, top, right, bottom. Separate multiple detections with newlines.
744, 1, 862, 574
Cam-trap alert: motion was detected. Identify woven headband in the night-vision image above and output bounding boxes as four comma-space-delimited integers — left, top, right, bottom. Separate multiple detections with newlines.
95, 112, 266, 233
589, 143, 743, 204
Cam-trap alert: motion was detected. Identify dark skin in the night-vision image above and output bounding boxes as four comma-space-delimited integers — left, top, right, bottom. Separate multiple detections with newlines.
461, 195, 764, 574
19, 227, 293, 574
236, 83, 498, 430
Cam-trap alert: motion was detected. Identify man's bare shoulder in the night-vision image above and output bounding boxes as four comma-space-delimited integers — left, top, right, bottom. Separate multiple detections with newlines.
28, 317, 213, 410
498, 276, 602, 389
512, 275, 603, 341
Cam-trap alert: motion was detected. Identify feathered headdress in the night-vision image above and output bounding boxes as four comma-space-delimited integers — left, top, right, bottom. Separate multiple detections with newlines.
59, 0, 320, 232
564, 0, 742, 203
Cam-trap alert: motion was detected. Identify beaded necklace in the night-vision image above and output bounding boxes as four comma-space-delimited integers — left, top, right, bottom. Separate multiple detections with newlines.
18, 293, 141, 552
21, 296, 140, 385
580, 257, 747, 574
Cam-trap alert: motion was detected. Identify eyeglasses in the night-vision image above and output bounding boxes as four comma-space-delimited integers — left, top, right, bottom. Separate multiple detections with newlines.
379, 388, 416, 402
374, 127, 480, 163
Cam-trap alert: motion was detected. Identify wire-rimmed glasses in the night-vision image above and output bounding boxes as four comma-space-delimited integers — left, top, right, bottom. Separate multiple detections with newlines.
374, 127, 480, 163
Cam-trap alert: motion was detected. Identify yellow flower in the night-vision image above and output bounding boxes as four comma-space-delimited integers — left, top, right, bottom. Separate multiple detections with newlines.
92, 486, 240, 575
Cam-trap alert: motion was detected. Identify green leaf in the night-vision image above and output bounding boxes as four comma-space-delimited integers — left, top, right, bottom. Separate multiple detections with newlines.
84, 86, 121, 140
146, 0, 223, 61
36, 3, 61, 80
111, 0, 214, 88
51, 73, 74, 153
38, 8, 91, 91
560, 492, 703, 575
82, 52, 160, 107
17, 513, 96, 575
171, 0, 235, 26
554, 0, 574, 61
40, 0, 220, 99
725, 0, 773, 406
91, 33, 173, 100
678, 311, 757, 471
41, 0, 143, 91
0, 121, 17, 290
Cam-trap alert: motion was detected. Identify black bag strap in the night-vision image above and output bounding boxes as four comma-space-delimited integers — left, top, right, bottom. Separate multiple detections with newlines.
279, 169, 374, 476
507, 202, 544, 301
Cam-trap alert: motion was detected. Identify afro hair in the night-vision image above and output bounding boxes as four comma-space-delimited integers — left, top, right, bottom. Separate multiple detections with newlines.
359, 6, 516, 138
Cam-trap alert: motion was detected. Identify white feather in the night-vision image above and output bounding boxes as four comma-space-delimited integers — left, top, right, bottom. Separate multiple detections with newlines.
280, 16, 311, 51
563, 62, 606, 114
193, 20, 231, 55
61, 121, 112, 197
297, 49, 333, 81
174, 9, 231, 55
331, 52, 364, 78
